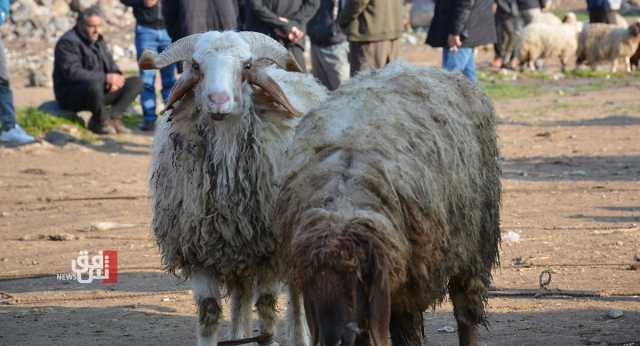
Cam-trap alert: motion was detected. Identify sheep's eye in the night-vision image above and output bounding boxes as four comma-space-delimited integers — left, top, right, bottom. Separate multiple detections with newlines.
244, 61, 252, 70
191, 61, 200, 71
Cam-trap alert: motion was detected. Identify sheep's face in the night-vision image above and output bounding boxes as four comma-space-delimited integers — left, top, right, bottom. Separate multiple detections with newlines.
302, 265, 390, 346
302, 269, 365, 346
191, 32, 253, 120
630, 22, 640, 37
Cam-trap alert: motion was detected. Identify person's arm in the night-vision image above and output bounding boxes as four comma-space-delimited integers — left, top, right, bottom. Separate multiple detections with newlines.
338, 0, 370, 30
54, 39, 105, 83
248, 0, 291, 32
162, 0, 179, 40
449, 0, 474, 39
289, 0, 321, 27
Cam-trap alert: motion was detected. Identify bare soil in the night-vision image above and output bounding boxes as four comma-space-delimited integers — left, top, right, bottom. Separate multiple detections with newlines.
1, 42, 639, 346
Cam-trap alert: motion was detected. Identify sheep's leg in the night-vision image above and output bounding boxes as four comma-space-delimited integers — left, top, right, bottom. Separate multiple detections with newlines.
192, 271, 222, 346
625, 56, 632, 73
389, 310, 424, 346
612, 59, 618, 73
287, 285, 311, 346
231, 278, 254, 339
255, 278, 280, 346
449, 275, 487, 346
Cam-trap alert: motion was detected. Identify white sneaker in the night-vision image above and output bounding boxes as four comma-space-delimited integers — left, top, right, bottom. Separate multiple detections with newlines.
0, 124, 36, 145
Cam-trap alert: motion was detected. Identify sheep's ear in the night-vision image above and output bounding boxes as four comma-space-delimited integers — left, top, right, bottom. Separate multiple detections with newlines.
286, 53, 303, 72
303, 293, 319, 346
368, 258, 391, 346
248, 69, 302, 117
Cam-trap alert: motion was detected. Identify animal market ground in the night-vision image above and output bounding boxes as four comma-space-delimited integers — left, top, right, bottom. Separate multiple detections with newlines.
1, 42, 640, 345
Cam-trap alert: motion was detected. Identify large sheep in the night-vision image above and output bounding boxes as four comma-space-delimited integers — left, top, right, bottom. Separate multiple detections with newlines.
576, 21, 640, 72
518, 13, 582, 71
142, 31, 327, 346
275, 61, 501, 346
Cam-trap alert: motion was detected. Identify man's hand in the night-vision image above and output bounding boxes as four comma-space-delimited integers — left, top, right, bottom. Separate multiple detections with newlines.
144, 0, 158, 7
448, 34, 462, 51
289, 26, 304, 43
106, 73, 125, 93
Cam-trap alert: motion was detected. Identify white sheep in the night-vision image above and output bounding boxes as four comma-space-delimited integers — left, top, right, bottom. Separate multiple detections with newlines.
576, 21, 640, 72
275, 61, 501, 346
141, 31, 327, 346
518, 12, 582, 71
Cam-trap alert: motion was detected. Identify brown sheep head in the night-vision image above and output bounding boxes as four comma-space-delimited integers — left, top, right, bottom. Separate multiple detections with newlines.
629, 21, 640, 37
296, 218, 392, 346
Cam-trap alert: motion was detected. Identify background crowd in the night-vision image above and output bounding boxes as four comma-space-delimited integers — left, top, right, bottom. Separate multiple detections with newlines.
0, 0, 636, 143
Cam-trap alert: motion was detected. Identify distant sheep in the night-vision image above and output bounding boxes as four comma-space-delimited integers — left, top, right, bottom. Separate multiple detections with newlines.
275, 61, 501, 346
518, 12, 582, 71
577, 21, 640, 72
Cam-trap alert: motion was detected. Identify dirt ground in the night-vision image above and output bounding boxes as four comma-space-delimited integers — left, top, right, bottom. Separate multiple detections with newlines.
1, 41, 639, 346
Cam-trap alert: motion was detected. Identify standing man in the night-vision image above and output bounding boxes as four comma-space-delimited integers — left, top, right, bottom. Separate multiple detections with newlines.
494, 0, 521, 69
0, 0, 35, 144
121, 0, 175, 131
53, 7, 143, 135
586, 0, 622, 24
245, 0, 320, 71
339, 0, 403, 77
427, 0, 496, 82
162, 0, 239, 42
307, 0, 350, 90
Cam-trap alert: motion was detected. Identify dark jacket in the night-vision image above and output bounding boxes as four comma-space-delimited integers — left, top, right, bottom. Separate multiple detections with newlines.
120, 0, 165, 28
586, 0, 607, 9
307, 0, 346, 46
426, 0, 497, 48
244, 0, 320, 47
338, 0, 403, 42
53, 27, 121, 100
516, 0, 548, 10
162, 0, 238, 40
496, 0, 519, 16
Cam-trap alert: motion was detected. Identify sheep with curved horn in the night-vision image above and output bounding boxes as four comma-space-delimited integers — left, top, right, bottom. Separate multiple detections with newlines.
143, 31, 327, 346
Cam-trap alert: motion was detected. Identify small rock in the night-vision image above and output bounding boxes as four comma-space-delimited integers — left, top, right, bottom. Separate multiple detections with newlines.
47, 233, 75, 241
627, 263, 639, 271
615, 241, 624, 246
31, 259, 39, 265
503, 231, 521, 242
437, 326, 456, 333
0, 212, 9, 217
19, 234, 44, 241
570, 170, 588, 176
634, 253, 640, 262
161, 296, 176, 302
607, 309, 623, 319
86, 222, 136, 232
1, 258, 8, 262
44, 130, 74, 146
536, 131, 552, 138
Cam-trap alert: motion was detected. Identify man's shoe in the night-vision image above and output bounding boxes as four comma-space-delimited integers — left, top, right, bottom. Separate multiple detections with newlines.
110, 118, 132, 134
0, 124, 36, 144
88, 117, 117, 135
138, 119, 155, 132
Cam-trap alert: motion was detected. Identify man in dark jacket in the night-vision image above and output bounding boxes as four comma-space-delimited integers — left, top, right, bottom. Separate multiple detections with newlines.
339, 0, 403, 77
162, 0, 238, 41
307, 0, 349, 90
245, 0, 320, 71
586, 0, 620, 24
427, 0, 496, 81
121, 0, 175, 132
53, 7, 142, 135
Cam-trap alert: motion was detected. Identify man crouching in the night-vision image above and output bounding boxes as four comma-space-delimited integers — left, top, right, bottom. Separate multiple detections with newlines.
53, 6, 143, 135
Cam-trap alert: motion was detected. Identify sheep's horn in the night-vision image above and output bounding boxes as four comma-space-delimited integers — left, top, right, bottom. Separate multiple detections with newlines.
239, 31, 303, 72
246, 68, 301, 117
139, 33, 203, 70
162, 68, 201, 115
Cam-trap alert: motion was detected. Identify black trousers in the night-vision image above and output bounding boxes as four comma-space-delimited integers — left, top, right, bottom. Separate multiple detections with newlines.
57, 77, 143, 122
588, 7, 610, 23
494, 11, 521, 64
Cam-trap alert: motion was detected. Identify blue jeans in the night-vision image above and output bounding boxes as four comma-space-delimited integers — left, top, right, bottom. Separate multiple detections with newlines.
442, 48, 477, 82
135, 25, 176, 122
0, 36, 15, 131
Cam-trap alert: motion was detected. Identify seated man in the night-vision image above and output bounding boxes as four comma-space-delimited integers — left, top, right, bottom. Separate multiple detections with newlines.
53, 7, 142, 135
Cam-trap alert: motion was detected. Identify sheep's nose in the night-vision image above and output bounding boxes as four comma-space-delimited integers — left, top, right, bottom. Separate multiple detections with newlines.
208, 92, 230, 105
